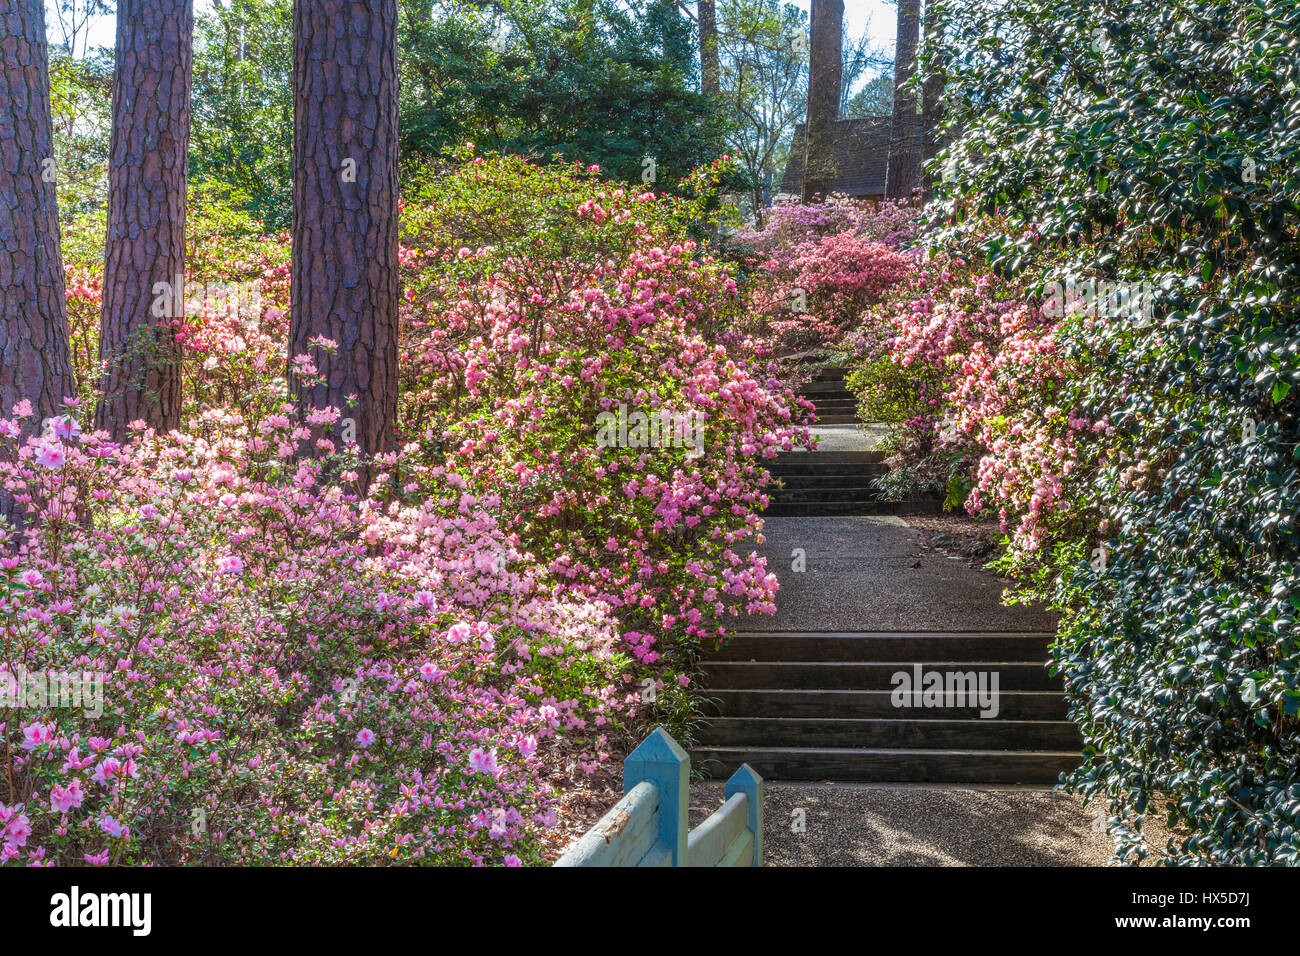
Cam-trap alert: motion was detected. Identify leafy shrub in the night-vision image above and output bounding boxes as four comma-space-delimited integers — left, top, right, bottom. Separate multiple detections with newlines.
928, 0, 1300, 863
0, 398, 624, 865
3, 152, 813, 864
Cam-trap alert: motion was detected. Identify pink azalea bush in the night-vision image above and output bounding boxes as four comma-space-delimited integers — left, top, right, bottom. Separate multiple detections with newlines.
730, 197, 917, 357
397, 153, 813, 698
2, 152, 813, 865
844, 245, 1111, 571
736, 195, 918, 254
0, 394, 630, 866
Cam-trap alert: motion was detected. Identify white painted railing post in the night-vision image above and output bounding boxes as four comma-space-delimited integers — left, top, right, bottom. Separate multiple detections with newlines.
725, 763, 764, 867
623, 726, 689, 866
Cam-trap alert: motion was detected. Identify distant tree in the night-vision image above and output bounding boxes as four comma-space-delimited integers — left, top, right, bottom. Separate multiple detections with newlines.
885, 0, 921, 199
398, 0, 723, 190
289, 0, 400, 460
96, 0, 193, 438
190, 0, 294, 228
46, 0, 114, 58
919, 0, 945, 197
843, 70, 894, 118
698, 0, 720, 94
712, 0, 807, 215
47, 49, 112, 220
802, 0, 843, 202
0, 0, 75, 450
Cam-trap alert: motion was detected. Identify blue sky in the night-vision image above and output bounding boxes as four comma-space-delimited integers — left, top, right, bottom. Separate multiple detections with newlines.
61, 0, 894, 71
65, 0, 897, 65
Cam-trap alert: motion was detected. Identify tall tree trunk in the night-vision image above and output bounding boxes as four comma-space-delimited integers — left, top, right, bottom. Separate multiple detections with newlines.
0, 1, 74, 437
289, 0, 400, 463
802, 0, 843, 203
698, 0, 719, 96
920, 0, 944, 201
96, 0, 193, 439
886, 0, 921, 200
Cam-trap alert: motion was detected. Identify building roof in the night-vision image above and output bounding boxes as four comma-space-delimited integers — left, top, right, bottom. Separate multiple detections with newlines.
778, 116, 892, 200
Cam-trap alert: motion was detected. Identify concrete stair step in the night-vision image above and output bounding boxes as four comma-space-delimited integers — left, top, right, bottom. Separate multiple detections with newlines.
770, 463, 888, 480
692, 746, 1080, 784
773, 486, 882, 503
772, 450, 886, 465
695, 717, 1082, 750
802, 394, 856, 406
701, 689, 1068, 720
775, 471, 888, 487
711, 632, 1056, 663
699, 661, 1062, 691
809, 367, 847, 382
764, 500, 903, 516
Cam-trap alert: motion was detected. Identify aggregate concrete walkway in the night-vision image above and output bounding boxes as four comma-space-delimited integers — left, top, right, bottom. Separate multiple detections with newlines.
748, 514, 1056, 632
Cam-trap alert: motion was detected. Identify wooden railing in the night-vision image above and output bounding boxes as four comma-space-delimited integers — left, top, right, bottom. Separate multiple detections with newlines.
554, 727, 763, 867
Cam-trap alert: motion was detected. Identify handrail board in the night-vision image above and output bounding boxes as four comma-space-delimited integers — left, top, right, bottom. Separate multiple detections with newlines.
687, 792, 749, 866
554, 781, 659, 867
554, 727, 764, 867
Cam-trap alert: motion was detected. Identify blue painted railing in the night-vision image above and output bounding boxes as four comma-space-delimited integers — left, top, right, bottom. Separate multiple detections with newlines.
554, 727, 763, 867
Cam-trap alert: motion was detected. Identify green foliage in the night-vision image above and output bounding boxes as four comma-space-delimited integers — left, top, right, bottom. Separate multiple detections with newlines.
932, 0, 1300, 864
872, 463, 942, 502
190, 0, 294, 229
944, 455, 974, 512
847, 355, 928, 424
47, 50, 112, 220
398, 0, 726, 191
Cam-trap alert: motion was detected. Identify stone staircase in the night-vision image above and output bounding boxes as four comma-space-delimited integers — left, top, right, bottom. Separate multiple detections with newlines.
768, 367, 896, 517
710, 363, 1079, 785
695, 631, 1080, 784
798, 365, 858, 424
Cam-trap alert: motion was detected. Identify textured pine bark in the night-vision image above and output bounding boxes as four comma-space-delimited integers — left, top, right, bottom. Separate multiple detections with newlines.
0, 2, 75, 430
920, 1, 946, 201
698, 0, 720, 97
802, 0, 843, 203
886, 0, 922, 200
95, 0, 193, 438
289, 0, 400, 461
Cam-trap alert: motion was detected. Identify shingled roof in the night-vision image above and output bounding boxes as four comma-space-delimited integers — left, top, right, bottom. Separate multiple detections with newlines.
778, 116, 892, 199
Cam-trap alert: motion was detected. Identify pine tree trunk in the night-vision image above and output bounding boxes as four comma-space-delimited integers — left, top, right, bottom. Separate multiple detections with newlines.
289, 0, 400, 462
0, 1, 74, 434
698, 0, 720, 96
802, 0, 843, 203
886, 0, 921, 200
95, 0, 193, 439
920, 0, 945, 200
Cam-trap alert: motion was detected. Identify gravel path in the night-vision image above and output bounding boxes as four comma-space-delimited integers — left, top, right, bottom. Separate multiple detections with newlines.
690, 782, 1172, 866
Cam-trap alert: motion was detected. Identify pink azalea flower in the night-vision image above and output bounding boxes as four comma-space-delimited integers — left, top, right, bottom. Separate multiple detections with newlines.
20, 723, 55, 751
467, 747, 499, 777
50, 781, 85, 814
33, 442, 66, 470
